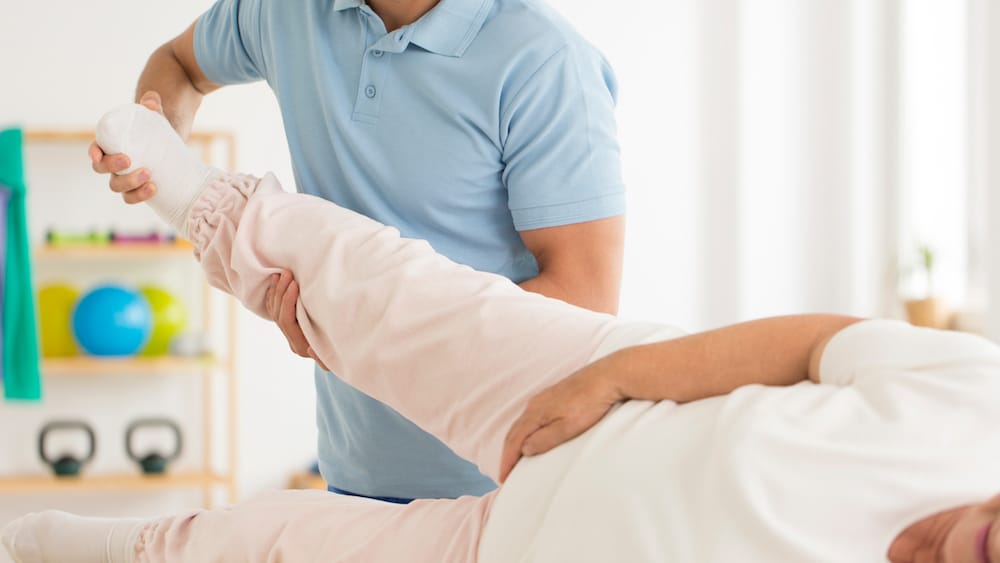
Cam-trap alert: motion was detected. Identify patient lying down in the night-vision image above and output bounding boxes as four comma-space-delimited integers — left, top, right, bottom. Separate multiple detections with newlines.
3, 104, 999, 563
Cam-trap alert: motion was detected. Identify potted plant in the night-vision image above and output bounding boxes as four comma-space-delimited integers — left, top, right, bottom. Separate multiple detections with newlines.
902, 244, 948, 328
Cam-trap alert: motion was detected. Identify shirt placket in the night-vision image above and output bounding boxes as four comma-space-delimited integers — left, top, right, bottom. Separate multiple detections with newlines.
353, 7, 413, 124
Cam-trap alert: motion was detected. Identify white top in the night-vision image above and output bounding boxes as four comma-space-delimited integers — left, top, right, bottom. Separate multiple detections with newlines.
479, 320, 1000, 562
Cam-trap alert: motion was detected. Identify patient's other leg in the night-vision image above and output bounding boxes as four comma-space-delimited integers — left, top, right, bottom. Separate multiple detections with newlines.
96, 104, 624, 482
3, 491, 495, 562
1, 511, 143, 563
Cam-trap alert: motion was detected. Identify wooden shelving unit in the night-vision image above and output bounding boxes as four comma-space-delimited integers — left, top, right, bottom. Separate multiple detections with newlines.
0, 130, 240, 507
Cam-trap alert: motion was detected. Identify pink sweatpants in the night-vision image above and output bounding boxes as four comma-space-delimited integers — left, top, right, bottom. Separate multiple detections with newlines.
133, 173, 624, 562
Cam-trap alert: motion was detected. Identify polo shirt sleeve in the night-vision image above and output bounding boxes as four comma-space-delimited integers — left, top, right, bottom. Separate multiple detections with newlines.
817, 319, 1000, 386
194, 0, 267, 86
499, 44, 626, 231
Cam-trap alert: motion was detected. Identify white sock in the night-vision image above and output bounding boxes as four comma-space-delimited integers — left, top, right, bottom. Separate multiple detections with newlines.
2, 510, 146, 563
95, 103, 224, 238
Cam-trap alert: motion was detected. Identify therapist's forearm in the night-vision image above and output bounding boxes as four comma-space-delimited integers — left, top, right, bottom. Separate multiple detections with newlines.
602, 314, 862, 404
135, 43, 204, 140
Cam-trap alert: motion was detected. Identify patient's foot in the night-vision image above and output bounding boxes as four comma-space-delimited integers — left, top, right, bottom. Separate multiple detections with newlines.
95, 103, 224, 238
2, 510, 145, 563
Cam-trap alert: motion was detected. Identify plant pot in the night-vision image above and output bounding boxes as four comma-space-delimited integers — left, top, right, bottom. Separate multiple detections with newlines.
904, 297, 949, 329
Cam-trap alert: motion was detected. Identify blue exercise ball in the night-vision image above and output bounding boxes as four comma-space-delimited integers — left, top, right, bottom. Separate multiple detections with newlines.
72, 285, 153, 356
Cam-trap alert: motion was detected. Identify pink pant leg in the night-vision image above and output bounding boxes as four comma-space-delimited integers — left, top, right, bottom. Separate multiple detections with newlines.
187, 173, 620, 480
135, 490, 494, 562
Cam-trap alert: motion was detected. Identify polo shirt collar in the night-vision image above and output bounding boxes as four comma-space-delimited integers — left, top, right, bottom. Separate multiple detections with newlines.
335, 0, 493, 57
411, 0, 492, 57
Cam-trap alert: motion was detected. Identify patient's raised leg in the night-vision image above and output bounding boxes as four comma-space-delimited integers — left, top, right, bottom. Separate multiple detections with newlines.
96, 103, 629, 480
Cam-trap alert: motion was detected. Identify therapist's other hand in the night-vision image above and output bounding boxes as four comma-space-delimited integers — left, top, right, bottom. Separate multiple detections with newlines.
89, 91, 163, 204
266, 270, 330, 371
499, 357, 624, 483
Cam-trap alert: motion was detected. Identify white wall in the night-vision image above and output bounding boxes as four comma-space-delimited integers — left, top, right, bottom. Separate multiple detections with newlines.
897, 0, 969, 304
551, 0, 899, 329
981, 0, 1000, 341
0, 0, 317, 536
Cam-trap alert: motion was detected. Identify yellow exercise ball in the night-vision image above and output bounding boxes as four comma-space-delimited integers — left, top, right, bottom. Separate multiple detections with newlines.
37, 283, 80, 357
139, 285, 187, 357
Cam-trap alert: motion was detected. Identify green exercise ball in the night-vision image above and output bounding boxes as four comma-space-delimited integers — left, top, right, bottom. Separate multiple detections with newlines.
37, 283, 80, 357
139, 286, 187, 357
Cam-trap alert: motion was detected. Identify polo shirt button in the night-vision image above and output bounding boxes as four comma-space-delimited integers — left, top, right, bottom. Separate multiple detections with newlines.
365, 85, 377, 98
372, 49, 384, 58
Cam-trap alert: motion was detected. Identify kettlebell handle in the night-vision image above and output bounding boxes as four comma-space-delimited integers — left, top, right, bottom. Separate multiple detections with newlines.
38, 420, 97, 466
125, 418, 183, 463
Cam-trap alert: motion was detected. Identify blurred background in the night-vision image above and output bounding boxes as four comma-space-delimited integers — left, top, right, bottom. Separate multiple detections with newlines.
1, 0, 997, 555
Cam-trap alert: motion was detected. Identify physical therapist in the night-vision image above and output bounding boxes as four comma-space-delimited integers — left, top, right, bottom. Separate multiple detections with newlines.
90, 0, 626, 503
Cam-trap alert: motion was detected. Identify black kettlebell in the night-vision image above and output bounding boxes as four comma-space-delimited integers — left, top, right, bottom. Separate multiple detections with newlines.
126, 418, 183, 474
38, 420, 96, 477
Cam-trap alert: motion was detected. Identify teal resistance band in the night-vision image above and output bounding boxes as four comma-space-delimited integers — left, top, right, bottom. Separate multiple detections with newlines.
0, 128, 41, 401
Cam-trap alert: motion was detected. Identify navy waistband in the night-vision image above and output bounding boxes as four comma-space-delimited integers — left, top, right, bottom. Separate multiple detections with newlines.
327, 485, 414, 504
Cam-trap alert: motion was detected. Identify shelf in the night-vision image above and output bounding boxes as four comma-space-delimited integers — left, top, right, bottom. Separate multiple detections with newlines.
43, 355, 215, 375
0, 472, 228, 493
19, 126, 240, 507
24, 129, 234, 145
34, 243, 194, 259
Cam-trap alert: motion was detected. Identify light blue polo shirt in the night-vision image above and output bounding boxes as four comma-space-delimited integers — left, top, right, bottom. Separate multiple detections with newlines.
195, 0, 626, 500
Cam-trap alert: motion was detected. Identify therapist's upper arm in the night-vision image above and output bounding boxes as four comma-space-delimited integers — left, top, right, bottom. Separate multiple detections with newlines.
501, 41, 627, 315
518, 215, 625, 315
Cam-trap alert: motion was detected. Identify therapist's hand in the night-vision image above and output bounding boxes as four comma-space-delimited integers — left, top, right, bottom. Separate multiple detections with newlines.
266, 270, 330, 371
89, 91, 163, 204
499, 356, 625, 483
